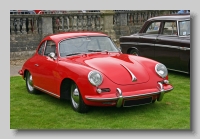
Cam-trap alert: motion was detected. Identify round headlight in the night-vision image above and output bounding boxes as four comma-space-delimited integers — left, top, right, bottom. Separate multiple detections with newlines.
88, 70, 103, 86
155, 63, 168, 78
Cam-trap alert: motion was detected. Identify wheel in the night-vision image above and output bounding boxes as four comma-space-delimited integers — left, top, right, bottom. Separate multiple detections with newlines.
129, 49, 139, 56
70, 82, 89, 113
25, 71, 38, 94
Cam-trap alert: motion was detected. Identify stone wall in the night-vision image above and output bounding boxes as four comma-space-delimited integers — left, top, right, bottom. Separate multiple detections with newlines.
10, 10, 178, 60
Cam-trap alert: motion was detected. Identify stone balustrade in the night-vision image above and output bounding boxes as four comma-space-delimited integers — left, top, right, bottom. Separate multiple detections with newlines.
10, 10, 178, 60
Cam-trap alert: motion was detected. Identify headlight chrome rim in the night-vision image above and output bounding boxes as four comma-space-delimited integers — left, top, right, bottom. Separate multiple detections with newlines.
88, 70, 103, 86
155, 63, 168, 78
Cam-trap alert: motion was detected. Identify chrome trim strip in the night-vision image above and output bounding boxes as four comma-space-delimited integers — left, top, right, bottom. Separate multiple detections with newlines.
120, 42, 138, 45
120, 64, 137, 82
86, 97, 118, 101
120, 42, 190, 51
168, 68, 189, 74
155, 44, 190, 51
138, 43, 154, 46
123, 87, 173, 99
155, 44, 180, 49
34, 85, 60, 98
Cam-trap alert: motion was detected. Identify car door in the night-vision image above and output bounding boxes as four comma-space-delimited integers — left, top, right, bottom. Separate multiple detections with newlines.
154, 20, 180, 71
137, 21, 162, 59
33, 40, 58, 94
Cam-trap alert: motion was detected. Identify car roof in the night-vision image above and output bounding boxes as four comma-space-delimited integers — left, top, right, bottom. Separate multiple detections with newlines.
147, 14, 190, 21
44, 32, 108, 43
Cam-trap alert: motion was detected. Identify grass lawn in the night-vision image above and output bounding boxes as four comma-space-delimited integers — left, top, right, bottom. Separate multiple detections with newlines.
10, 71, 190, 129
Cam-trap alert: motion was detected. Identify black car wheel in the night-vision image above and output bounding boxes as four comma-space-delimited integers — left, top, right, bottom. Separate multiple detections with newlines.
25, 71, 38, 94
70, 82, 89, 113
129, 49, 139, 56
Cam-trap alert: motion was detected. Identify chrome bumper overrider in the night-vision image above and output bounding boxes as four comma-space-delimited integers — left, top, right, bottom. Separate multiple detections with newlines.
85, 82, 173, 107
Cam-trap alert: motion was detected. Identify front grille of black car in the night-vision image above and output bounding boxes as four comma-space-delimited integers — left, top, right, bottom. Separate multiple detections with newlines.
123, 97, 152, 107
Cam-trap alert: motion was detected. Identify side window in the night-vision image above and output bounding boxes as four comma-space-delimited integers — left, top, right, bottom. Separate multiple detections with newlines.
162, 21, 177, 35
38, 41, 46, 55
145, 21, 161, 34
44, 41, 56, 56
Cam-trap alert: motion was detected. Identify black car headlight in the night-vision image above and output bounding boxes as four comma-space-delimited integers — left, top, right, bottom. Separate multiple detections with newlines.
155, 63, 168, 78
88, 70, 103, 86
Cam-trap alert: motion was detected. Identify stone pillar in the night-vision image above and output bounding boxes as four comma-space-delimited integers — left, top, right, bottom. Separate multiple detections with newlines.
100, 10, 116, 40
41, 16, 53, 38
118, 12, 130, 36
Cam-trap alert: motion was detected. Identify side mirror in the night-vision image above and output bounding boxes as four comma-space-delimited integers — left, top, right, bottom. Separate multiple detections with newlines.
48, 52, 56, 60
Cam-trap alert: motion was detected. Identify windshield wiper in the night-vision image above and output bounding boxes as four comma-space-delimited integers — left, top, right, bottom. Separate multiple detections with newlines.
88, 49, 102, 52
66, 52, 82, 56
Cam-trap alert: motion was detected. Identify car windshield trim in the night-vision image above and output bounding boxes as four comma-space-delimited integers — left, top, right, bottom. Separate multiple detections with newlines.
59, 36, 119, 57
65, 52, 84, 56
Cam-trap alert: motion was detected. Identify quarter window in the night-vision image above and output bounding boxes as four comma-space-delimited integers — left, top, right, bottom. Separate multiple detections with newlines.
179, 20, 190, 36
38, 41, 46, 55
162, 21, 177, 35
44, 41, 56, 56
145, 21, 161, 34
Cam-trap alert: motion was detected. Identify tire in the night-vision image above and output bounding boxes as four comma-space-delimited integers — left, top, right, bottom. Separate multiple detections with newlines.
25, 71, 39, 94
70, 82, 89, 113
129, 49, 139, 56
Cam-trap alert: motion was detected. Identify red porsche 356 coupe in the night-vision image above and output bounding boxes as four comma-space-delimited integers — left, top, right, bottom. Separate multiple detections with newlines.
19, 32, 173, 113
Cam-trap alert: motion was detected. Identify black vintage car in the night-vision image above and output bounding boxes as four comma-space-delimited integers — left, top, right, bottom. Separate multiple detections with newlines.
120, 14, 190, 74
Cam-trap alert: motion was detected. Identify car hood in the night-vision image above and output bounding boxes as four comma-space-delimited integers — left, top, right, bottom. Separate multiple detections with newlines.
65, 53, 150, 85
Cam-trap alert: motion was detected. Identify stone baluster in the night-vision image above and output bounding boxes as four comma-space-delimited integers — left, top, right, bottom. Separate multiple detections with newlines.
138, 12, 141, 24
68, 16, 73, 31
21, 18, 27, 34
134, 12, 138, 24
10, 18, 15, 34
63, 16, 69, 31
26, 18, 32, 34
37, 17, 42, 34
87, 15, 92, 31
52, 17, 57, 33
149, 11, 152, 18
100, 15, 103, 31
96, 15, 100, 31
127, 13, 131, 25
91, 15, 96, 31
56, 17, 61, 32
113, 14, 116, 25
141, 12, 145, 23
82, 15, 87, 31
73, 15, 78, 31
13, 18, 18, 34
145, 11, 148, 21
32, 18, 37, 34
61, 16, 64, 32
77, 15, 82, 31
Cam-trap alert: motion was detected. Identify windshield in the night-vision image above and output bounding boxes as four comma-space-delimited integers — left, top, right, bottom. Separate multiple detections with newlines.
179, 20, 190, 36
59, 36, 119, 57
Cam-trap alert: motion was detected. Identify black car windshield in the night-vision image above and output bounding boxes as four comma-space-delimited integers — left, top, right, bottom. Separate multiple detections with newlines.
179, 20, 190, 36
59, 36, 119, 57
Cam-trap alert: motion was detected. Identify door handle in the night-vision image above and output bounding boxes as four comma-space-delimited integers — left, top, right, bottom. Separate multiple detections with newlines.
180, 47, 187, 50
35, 64, 39, 67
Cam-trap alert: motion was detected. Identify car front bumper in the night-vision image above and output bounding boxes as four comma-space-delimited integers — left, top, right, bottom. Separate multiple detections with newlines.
85, 82, 173, 107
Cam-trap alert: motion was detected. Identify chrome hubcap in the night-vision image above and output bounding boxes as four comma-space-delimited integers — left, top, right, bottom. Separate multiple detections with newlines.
27, 72, 34, 91
71, 84, 80, 109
